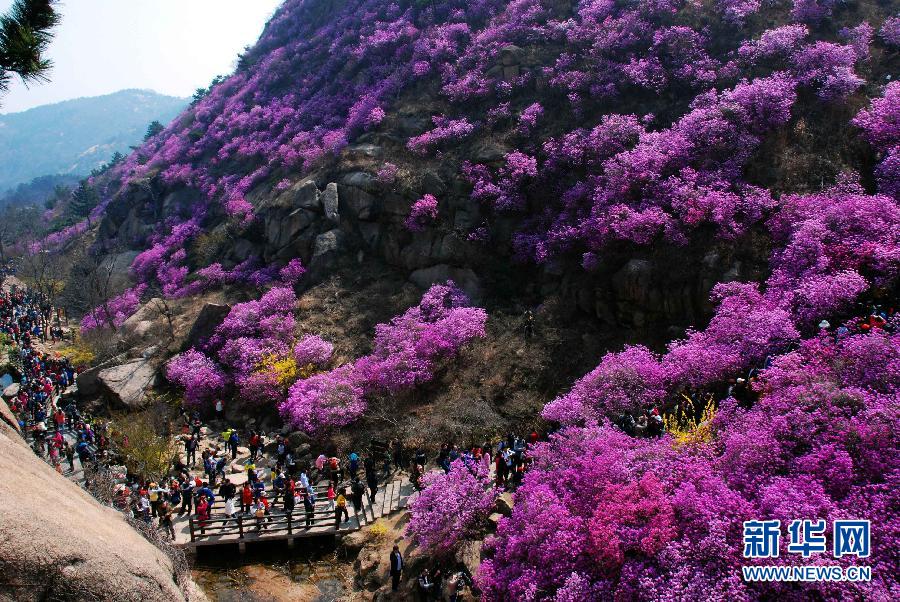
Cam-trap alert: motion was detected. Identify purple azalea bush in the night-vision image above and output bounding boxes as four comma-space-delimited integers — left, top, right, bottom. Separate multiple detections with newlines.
407, 458, 499, 557
80, 284, 147, 333
405, 194, 440, 232
165, 349, 228, 406
280, 282, 487, 434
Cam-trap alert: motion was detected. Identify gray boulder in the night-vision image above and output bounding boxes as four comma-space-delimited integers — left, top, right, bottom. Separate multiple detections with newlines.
409, 265, 483, 302
314, 229, 346, 257
494, 492, 514, 517
287, 430, 310, 448
293, 180, 322, 211
184, 303, 231, 350
96, 359, 156, 409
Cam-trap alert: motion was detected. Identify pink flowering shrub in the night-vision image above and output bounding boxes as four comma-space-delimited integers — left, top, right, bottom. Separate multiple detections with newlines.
278, 258, 306, 285
517, 102, 543, 134
280, 282, 487, 434
791, 0, 839, 25
543, 345, 668, 425
166, 349, 228, 406
404, 194, 439, 232
407, 458, 498, 557
853, 82, 900, 198
881, 16, 900, 48
80, 284, 147, 333
293, 335, 334, 368
718, 0, 761, 26
479, 329, 900, 599
407, 116, 476, 154
209, 286, 298, 403
376, 162, 398, 184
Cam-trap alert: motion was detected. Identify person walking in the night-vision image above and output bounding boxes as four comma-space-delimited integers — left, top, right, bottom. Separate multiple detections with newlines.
389, 545, 403, 592
303, 489, 315, 528
241, 482, 253, 515
326, 483, 335, 511
179, 477, 194, 516
334, 488, 349, 528
159, 501, 176, 540
64, 441, 75, 473
351, 478, 365, 525
366, 469, 378, 503
228, 429, 239, 459
185, 434, 198, 467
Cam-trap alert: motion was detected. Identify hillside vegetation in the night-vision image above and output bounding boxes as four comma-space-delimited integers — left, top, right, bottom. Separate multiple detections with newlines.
20, 1, 900, 600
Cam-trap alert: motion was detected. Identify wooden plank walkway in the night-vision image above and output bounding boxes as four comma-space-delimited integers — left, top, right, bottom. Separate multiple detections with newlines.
174, 473, 415, 550
15, 379, 421, 552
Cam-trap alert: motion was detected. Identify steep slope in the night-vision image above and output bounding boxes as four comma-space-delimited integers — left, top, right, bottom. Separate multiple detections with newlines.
27, 3, 899, 599
44, 0, 895, 429
0, 400, 198, 601
0, 89, 187, 190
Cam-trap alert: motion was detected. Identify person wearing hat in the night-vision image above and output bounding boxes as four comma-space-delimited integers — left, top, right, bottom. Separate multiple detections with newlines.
139, 489, 151, 523
148, 482, 161, 518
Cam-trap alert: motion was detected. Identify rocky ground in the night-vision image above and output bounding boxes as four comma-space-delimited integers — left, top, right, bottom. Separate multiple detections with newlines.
0, 397, 206, 601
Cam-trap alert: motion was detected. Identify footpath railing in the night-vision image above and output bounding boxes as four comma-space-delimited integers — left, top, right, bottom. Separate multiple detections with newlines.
187, 493, 377, 544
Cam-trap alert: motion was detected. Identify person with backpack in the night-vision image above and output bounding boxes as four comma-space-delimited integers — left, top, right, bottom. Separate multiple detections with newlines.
254, 498, 267, 532
179, 477, 194, 516
159, 501, 176, 540
64, 441, 75, 473
214, 456, 227, 485
334, 488, 350, 528
273, 470, 286, 507
349, 452, 359, 479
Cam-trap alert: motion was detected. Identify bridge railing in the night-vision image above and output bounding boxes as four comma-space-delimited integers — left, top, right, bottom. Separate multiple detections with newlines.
187, 505, 363, 542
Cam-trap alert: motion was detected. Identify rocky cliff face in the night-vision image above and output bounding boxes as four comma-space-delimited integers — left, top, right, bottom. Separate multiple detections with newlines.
96, 160, 762, 341
0, 400, 202, 601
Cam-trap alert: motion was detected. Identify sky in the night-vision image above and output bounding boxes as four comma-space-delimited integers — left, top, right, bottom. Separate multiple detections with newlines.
0, 0, 284, 114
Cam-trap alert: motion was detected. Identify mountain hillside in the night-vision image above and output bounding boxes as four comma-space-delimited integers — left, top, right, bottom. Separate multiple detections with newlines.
0, 89, 187, 190
22, 2, 900, 600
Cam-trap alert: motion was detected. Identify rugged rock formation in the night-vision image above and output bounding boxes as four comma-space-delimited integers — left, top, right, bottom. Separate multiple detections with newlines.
96, 358, 157, 409
182, 303, 230, 351
0, 400, 199, 601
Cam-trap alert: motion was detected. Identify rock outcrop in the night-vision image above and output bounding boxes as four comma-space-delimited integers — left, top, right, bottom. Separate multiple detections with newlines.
0, 400, 198, 601
183, 303, 231, 351
96, 359, 156, 409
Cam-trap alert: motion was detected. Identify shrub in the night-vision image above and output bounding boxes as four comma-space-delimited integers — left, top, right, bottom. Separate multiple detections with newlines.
408, 458, 498, 557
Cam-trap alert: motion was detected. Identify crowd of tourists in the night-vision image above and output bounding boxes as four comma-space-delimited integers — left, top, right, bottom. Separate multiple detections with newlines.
109, 414, 416, 541
0, 284, 107, 473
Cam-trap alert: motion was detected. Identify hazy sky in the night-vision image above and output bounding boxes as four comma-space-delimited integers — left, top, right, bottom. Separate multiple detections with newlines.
0, 0, 283, 114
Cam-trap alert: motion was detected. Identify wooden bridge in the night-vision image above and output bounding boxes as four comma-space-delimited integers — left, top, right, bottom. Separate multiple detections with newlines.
174, 473, 415, 551
22, 420, 418, 552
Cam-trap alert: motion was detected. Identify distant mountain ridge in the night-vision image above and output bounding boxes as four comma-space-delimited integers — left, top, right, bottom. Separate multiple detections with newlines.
0, 89, 187, 190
